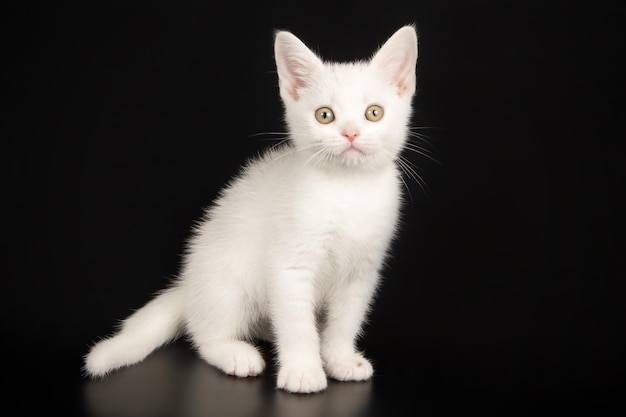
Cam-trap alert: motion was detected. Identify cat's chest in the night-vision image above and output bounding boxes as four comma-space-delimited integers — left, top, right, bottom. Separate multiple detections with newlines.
296, 169, 400, 239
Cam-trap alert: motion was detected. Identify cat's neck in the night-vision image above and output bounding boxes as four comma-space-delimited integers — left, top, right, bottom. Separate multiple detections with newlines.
280, 141, 398, 178
282, 146, 397, 182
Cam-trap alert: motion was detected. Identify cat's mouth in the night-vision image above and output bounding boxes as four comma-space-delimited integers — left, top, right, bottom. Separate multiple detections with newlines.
340, 143, 365, 156
323, 141, 372, 166
332, 143, 370, 166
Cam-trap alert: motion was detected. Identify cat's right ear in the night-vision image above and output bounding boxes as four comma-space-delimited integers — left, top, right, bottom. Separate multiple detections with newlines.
274, 31, 324, 101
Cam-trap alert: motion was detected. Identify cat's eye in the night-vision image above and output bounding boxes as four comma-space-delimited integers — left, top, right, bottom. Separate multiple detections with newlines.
365, 105, 384, 122
315, 107, 335, 124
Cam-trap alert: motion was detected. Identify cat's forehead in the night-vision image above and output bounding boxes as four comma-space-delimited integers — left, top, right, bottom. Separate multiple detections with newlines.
307, 62, 390, 102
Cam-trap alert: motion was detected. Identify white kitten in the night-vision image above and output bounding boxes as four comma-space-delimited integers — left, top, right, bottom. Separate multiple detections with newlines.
85, 25, 418, 394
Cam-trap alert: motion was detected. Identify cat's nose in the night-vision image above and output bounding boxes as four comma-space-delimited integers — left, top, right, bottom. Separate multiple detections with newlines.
342, 127, 360, 142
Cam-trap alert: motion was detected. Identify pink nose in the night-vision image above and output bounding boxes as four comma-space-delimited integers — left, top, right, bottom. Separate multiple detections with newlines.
343, 129, 360, 142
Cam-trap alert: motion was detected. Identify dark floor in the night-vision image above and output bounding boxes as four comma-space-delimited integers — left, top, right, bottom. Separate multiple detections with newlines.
6, 337, 622, 417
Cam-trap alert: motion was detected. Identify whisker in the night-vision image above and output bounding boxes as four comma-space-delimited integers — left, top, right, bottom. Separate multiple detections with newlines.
408, 130, 435, 139
320, 148, 333, 166
398, 154, 423, 172
249, 131, 290, 137
298, 147, 327, 172
315, 148, 333, 170
257, 137, 289, 142
266, 143, 319, 165
250, 131, 322, 140
404, 141, 433, 154
396, 156, 431, 198
403, 143, 441, 165
407, 130, 437, 150
394, 157, 416, 197
395, 164, 414, 205
397, 160, 428, 199
268, 138, 291, 152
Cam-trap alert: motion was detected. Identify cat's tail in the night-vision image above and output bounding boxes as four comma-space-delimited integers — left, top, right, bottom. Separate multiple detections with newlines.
84, 286, 185, 378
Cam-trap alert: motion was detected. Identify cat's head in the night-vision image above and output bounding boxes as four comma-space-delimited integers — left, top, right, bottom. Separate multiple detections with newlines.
274, 26, 417, 170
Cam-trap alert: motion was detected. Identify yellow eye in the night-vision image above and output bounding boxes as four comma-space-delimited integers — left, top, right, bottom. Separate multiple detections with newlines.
315, 107, 335, 124
365, 105, 384, 122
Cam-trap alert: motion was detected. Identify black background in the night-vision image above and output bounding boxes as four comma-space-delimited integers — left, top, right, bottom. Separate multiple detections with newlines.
4, 1, 625, 415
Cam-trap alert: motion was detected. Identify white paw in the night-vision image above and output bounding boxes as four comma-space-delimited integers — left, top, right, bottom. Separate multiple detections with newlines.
323, 352, 373, 381
201, 341, 265, 377
277, 365, 328, 393
222, 347, 266, 377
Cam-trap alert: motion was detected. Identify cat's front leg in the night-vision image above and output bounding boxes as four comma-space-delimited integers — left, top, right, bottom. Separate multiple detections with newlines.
320, 270, 379, 382
270, 266, 327, 394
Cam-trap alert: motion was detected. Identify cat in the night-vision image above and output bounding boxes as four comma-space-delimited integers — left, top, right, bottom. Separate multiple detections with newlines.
85, 25, 418, 394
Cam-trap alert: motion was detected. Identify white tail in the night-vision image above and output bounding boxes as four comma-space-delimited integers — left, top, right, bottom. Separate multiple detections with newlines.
84, 286, 184, 377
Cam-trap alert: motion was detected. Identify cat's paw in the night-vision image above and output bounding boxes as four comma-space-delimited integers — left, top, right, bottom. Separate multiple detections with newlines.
223, 349, 266, 378
277, 364, 328, 393
323, 352, 373, 382
199, 341, 265, 377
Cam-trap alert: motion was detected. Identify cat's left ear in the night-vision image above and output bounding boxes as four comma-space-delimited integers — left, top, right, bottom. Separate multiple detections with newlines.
274, 31, 324, 101
370, 25, 418, 97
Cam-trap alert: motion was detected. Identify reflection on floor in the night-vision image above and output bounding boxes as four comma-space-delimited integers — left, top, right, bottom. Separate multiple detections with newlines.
82, 340, 373, 417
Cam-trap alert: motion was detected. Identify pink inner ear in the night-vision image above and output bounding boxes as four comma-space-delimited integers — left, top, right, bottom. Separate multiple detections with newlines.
283, 59, 315, 101
396, 82, 408, 97
288, 86, 299, 100
390, 60, 416, 97
394, 56, 414, 97
371, 53, 416, 97
370, 27, 418, 97
275, 32, 323, 102
286, 60, 310, 100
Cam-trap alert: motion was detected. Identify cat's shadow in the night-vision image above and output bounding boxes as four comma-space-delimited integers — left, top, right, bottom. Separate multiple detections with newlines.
82, 340, 372, 417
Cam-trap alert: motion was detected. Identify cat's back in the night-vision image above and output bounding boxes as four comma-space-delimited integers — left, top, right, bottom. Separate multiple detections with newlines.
193, 144, 305, 234
184, 145, 298, 270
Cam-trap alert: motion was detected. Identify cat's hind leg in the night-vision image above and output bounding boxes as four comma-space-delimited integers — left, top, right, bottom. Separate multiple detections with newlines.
184, 284, 265, 378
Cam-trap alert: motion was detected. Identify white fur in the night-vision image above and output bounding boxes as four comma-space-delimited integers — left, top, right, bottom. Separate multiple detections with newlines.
85, 25, 418, 394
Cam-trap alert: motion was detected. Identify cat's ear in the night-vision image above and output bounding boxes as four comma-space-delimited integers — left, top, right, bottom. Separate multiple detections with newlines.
274, 31, 324, 101
370, 25, 418, 97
